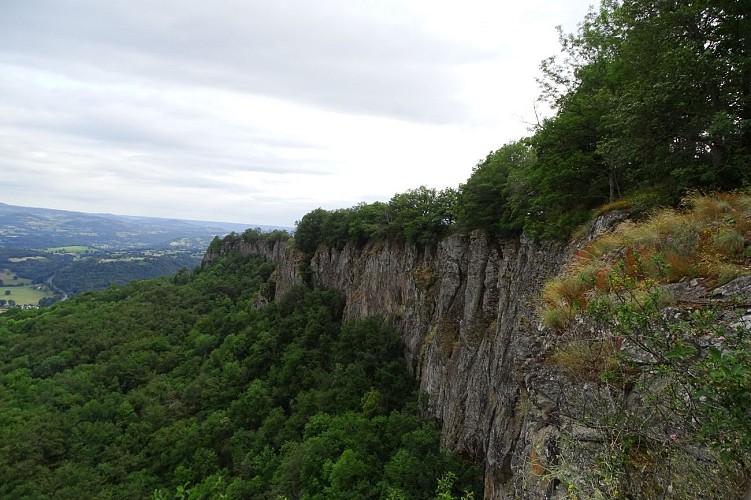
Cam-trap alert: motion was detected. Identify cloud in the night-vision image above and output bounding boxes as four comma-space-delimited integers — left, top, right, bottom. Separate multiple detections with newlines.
2, 0, 483, 124
0, 0, 594, 226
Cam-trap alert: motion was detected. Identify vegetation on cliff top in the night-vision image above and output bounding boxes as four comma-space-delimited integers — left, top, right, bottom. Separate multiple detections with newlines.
542, 192, 751, 329
540, 192, 751, 497
293, 0, 750, 251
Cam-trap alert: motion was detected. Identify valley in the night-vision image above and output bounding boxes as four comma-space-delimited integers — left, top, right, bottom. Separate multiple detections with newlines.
0, 202, 289, 311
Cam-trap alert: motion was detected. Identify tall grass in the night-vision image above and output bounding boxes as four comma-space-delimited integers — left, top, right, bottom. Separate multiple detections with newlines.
542, 192, 751, 329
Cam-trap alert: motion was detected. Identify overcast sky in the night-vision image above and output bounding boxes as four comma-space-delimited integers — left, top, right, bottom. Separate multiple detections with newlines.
1, 0, 593, 227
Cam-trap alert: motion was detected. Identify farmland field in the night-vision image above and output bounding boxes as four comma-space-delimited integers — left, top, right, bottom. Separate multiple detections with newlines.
8, 256, 46, 263
44, 246, 94, 254
0, 269, 31, 285
1, 285, 54, 306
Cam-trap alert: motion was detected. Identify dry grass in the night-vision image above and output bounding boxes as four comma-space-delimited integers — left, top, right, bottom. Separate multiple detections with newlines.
541, 192, 751, 330
412, 266, 435, 288
528, 449, 546, 476
548, 338, 623, 381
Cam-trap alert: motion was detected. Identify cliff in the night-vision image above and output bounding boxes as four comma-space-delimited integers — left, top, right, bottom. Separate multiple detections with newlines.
204, 208, 750, 498
205, 231, 573, 497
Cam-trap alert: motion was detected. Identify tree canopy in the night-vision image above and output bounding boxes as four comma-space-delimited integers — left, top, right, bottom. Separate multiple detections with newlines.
295, 1, 750, 244
294, 186, 458, 255
0, 251, 481, 498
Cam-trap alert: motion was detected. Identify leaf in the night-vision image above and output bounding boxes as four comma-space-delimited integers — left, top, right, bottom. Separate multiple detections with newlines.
665, 342, 697, 360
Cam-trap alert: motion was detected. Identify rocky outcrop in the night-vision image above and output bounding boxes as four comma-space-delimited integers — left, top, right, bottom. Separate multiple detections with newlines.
202, 237, 288, 266
310, 234, 563, 497
206, 231, 571, 497
205, 202, 751, 498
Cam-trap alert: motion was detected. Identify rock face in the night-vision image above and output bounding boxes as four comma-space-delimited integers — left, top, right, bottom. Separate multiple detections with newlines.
202, 238, 288, 266
205, 231, 570, 497
311, 233, 567, 499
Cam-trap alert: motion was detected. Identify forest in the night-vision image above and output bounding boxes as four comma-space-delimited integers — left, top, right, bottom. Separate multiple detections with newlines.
0, 251, 481, 498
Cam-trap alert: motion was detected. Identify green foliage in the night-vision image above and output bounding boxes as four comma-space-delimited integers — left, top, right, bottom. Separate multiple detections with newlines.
435, 471, 475, 500
535, 0, 751, 231
387, 186, 458, 246
544, 260, 751, 498
455, 141, 532, 237
0, 252, 482, 498
51, 253, 201, 295
294, 186, 458, 255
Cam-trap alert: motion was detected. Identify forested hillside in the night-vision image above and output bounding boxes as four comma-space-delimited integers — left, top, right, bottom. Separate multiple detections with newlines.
1, 1, 749, 498
0, 251, 481, 498
0, 204, 281, 306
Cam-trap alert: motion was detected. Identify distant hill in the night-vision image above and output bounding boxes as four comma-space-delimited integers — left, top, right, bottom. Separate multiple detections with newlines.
0, 202, 290, 250
0, 202, 292, 304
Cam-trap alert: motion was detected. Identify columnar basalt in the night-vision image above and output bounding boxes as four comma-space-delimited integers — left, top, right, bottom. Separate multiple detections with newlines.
205, 232, 569, 497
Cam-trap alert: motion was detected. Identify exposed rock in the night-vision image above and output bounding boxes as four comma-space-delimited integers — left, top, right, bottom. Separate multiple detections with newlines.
204, 213, 747, 498
228, 231, 566, 497
209, 230, 565, 496
202, 237, 288, 266
580, 209, 628, 242
713, 275, 751, 301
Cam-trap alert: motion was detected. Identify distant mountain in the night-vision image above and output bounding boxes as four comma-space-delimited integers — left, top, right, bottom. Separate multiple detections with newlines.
0, 202, 290, 250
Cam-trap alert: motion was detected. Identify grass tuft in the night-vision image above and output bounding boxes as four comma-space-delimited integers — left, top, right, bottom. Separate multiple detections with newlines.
548, 339, 622, 381
713, 228, 746, 256
541, 192, 751, 330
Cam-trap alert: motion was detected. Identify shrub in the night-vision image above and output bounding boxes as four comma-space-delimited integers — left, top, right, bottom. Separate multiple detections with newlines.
714, 228, 746, 257
537, 194, 751, 497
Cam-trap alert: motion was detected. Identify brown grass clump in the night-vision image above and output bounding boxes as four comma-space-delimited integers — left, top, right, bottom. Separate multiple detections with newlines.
528, 449, 546, 476
548, 338, 623, 381
541, 192, 751, 330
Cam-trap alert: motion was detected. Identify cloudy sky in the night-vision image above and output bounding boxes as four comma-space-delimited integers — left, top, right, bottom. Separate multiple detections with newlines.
1, 0, 592, 227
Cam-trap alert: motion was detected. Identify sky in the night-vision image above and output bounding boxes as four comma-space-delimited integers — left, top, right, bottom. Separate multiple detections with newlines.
1, 0, 593, 227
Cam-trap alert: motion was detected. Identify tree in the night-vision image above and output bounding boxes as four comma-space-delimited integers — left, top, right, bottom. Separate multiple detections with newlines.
457, 141, 541, 237
347, 202, 389, 246
537, 0, 751, 210
387, 186, 457, 246
294, 208, 331, 255
611, 0, 751, 190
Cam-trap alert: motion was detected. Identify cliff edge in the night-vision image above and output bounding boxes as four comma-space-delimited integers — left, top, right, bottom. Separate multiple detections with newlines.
204, 199, 751, 498
205, 230, 569, 497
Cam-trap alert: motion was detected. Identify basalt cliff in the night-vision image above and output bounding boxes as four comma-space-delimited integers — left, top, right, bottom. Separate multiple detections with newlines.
204, 229, 580, 498
202, 211, 750, 498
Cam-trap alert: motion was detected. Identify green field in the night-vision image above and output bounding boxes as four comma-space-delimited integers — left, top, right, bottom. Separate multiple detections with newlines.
0, 269, 31, 285
45, 246, 94, 254
8, 256, 46, 263
1, 285, 54, 306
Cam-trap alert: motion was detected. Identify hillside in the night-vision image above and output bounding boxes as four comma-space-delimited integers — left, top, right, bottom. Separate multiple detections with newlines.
0, 251, 482, 498
0, 203, 292, 308
0, 202, 283, 249
206, 193, 751, 498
